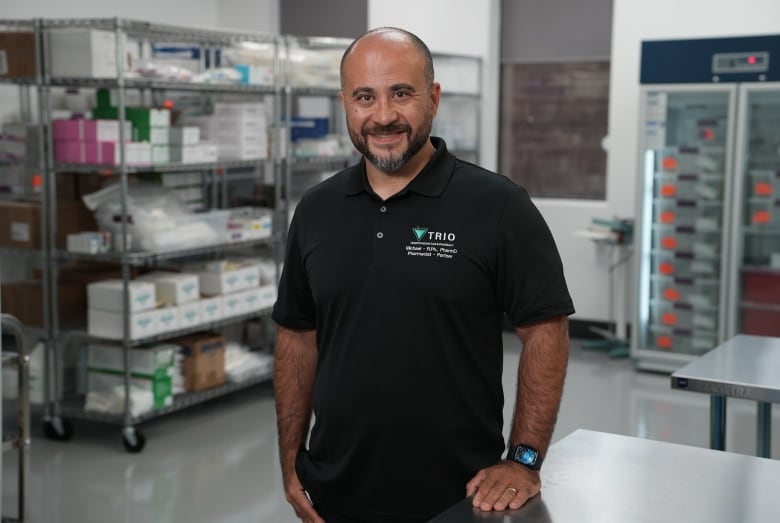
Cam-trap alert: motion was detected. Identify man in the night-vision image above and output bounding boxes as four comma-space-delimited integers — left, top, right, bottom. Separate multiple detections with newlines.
272, 27, 574, 523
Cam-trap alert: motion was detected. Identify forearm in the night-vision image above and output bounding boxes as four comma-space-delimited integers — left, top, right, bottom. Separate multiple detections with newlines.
274, 325, 317, 481
509, 315, 569, 457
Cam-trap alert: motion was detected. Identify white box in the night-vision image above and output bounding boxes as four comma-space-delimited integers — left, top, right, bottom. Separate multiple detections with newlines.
87, 279, 157, 313
238, 263, 262, 288
156, 307, 179, 334
257, 284, 277, 309
169, 126, 200, 145
176, 301, 202, 329
49, 28, 118, 78
86, 343, 177, 375
169, 144, 203, 164
213, 102, 265, 118
221, 292, 245, 318
771, 253, 780, 269
199, 296, 222, 322
138, 272, 199, 305
86, 369, 173, 409
200, 143, 219, 163
88, 308, 161, 340
218, 143, 267, 160
152, 145, 169, 165
197, 267, 246, 296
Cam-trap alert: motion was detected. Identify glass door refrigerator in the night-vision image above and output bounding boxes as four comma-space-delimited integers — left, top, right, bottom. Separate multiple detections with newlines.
728, 84, 780, 339
633, 35, 780, 372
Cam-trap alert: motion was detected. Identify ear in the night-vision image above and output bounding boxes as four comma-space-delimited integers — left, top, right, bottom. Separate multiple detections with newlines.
430, 82, 442, 116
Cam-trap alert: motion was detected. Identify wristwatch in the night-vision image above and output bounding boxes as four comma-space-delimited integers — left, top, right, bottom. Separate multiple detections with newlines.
506, 444, 543, 471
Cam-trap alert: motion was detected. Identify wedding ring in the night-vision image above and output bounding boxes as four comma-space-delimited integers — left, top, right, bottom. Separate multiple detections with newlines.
506, 487, 518, 494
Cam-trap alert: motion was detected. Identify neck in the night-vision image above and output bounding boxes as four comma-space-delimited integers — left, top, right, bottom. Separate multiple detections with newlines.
365, 140, 436, 201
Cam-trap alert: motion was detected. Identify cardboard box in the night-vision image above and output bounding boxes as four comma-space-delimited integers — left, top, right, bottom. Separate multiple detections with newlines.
0, 199, 96, 248
174, 333, 226, 391
197, 262, 260, 296
87, 279, 157, 313
0, 32, 36, 79
49, 28, 118, 78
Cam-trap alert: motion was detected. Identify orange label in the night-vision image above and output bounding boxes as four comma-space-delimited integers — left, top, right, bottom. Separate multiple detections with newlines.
755, 182, 773, 196
662, 156, 678, 170
659, 262, 674, 275
657, 335, 673, 348
660, 184, 676, 197
660, 210, 676, 223
753, 210, 771, 224
663, 288, 680, 301
661, 236, 678, 249
661, 312, 678, 325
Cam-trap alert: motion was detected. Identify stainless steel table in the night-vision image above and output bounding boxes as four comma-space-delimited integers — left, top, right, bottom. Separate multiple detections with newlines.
671, 334, 780, 457
430, 429, 780, 522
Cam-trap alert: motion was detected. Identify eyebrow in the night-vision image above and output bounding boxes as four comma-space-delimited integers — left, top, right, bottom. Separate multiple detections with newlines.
350, 83, 417, 97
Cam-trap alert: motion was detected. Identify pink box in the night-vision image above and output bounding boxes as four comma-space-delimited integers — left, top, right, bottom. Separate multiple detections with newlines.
52, 119, 130, 143
55, 141, 118, 164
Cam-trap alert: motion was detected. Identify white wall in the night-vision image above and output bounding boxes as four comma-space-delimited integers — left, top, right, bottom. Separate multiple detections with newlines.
367, 0, 500, 173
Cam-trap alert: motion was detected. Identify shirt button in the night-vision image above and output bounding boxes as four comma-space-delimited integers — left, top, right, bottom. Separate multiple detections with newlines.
380, 205, 387, 213
376, 232, 384, 239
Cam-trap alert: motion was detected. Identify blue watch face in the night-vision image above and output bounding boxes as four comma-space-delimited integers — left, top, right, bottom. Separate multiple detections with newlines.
516, 447, 538, 465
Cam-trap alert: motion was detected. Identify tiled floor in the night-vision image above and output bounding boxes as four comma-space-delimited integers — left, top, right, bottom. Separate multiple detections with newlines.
3, 335, 779, 522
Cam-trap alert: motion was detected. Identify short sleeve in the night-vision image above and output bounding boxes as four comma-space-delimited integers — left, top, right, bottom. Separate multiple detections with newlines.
497, 188, 575, 326
272, 204, 317, 330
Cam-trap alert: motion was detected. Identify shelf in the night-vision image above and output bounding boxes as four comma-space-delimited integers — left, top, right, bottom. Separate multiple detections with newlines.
0, 247, 44, 259
42, 17, 277, 47
67, 307, 273, 346
2, 436, 16, 453
742, 226, 780, 236
56, 236, 274, 266
2, 352, 19, 367
46, 77, 276, 94
54, 158, 266, 174
290, 155, 357, 171
59, 369, 273, 425
288, 86, 341, 97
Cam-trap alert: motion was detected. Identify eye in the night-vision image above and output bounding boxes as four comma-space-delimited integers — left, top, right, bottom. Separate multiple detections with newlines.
354, 93, 373, 103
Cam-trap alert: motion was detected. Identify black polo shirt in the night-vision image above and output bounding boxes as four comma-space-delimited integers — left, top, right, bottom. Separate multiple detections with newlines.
273, 137, 574, 522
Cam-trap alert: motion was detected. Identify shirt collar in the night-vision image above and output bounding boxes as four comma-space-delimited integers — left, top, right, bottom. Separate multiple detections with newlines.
344, 137, 455, 198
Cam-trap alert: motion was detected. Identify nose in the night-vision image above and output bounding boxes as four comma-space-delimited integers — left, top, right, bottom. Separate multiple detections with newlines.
373, 96, 398, 126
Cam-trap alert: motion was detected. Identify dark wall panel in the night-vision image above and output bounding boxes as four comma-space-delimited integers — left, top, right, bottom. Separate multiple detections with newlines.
281, 0, 367, 38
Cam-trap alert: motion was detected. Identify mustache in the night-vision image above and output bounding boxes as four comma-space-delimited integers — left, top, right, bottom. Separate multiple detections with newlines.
363, 123, 410, 135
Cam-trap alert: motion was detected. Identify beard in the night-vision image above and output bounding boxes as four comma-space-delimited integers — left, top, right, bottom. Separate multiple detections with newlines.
348, 106, 434, 174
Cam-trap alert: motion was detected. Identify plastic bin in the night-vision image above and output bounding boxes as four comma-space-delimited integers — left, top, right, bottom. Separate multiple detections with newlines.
649, 324, 717, 355
650, 301, 718, 331
651, 275, 720, 308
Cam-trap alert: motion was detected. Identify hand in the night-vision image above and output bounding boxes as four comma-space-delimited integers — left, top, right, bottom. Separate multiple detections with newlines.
284, 474, 325, 523
465, 461, 540, 511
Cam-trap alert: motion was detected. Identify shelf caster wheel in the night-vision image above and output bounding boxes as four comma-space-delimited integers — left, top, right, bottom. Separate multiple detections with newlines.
122, 428, 146, 453
43, 418, 74, 442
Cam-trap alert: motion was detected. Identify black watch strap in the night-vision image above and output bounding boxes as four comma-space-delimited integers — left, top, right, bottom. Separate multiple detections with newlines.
506, 444, 543, 471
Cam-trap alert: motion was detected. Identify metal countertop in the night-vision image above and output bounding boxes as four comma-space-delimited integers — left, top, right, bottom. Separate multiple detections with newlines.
671, 334, 780, 402
430, 429, 780, 522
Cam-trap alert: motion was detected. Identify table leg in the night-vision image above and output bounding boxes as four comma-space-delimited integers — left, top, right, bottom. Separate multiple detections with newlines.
757, 402, 772, 458
710, 395, 726, 450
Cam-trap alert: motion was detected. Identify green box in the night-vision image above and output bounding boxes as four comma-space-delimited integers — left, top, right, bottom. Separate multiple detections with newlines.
92, 106, 171, 128
86, 368, 173, 410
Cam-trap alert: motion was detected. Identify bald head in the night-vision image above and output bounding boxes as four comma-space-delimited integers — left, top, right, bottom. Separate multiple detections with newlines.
340, 27, 435, 90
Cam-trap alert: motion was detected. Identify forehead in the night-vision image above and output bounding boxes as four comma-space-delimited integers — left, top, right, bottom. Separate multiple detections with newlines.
342, 34, 425, 87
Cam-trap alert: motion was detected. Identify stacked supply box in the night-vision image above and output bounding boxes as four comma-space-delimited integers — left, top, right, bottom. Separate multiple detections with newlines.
167, 125, 218, 164
48, 28, 118, 78
137, 271, 202, 330
185, 102, 267, 161
195, 259, 276, 318
87, 279, 160, 340
172, 333, 226, 391
91, 90, 171, 165
52, 118, 151, 165
85, 343, 179, 410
